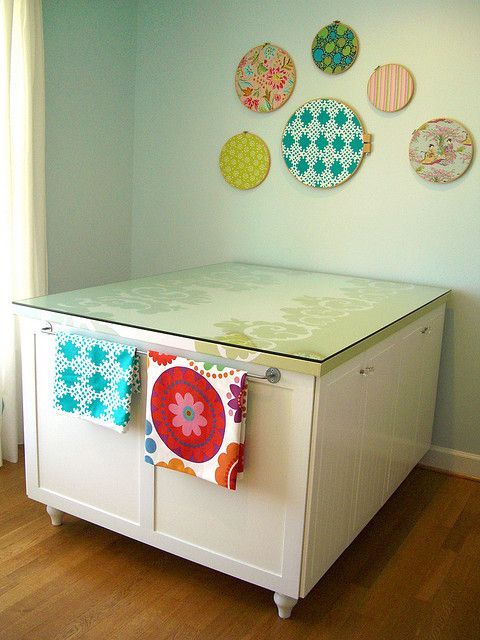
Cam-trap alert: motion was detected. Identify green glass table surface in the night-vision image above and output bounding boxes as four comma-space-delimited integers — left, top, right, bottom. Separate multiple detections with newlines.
14, 263, 450, 363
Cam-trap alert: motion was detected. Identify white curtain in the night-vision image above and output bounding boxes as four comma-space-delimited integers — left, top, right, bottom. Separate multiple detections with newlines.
0, 0, 47, 465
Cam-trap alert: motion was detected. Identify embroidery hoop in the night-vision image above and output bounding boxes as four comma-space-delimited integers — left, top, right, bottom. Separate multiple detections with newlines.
367, 63, 414, 112
235, 42, 296, 113
311, 21, 359, 74
219, 131, 271, 190
409, 117, 474, 184
282, 97, 371, 189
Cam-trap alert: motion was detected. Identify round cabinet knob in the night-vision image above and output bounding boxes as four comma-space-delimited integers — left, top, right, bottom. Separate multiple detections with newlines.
265, 367, 281, 384
359, 366, 374, 376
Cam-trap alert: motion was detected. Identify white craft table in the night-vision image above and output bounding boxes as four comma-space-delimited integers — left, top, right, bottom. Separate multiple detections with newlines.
13, 263, 450, 618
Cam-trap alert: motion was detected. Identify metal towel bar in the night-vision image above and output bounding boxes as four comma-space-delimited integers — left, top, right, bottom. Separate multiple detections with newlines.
40, 323, 281, 384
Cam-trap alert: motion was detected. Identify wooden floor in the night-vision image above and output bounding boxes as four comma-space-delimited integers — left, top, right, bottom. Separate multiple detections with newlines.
1, 452, 479, 640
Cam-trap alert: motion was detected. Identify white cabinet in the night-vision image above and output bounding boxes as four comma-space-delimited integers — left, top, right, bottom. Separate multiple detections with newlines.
300, 305, 446, 596
18, 302, 446, 618
21, 325, 314, 604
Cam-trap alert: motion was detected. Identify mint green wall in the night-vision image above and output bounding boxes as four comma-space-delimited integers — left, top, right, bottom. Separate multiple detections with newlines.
43, 0, 136, 293
130, 0, 480, 456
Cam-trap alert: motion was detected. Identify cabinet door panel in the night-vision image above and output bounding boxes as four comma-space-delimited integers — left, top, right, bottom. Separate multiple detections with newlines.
388, 307, 445, 496
154, 380, 291, 573
309, 355, 366, 581
153, 372, 314, 587
415, 312, 445, 459
353, 338, 401, 533
34, 333, 143, 524
388, 325, 424, 493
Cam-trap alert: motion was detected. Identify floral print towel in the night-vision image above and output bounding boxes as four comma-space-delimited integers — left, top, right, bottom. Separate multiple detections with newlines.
54, 332, 140, 432
144, 353, 248, 490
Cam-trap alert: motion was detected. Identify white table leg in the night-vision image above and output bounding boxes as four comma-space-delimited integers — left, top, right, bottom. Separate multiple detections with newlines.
273, 592, 298, 619
46, 505, 63, 526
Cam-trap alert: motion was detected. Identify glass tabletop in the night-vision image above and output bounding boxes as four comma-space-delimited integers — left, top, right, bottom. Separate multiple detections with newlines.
14, 262, 450, 363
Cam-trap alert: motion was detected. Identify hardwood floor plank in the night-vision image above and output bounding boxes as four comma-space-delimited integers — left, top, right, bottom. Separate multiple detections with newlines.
415, 548, 457, 602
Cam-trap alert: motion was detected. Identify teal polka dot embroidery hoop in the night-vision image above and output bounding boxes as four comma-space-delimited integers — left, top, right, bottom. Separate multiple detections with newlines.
312, 21, 359, 74
282, 98, 371, 189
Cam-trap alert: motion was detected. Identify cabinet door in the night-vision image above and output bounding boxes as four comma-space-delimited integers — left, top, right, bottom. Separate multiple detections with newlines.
152, 368, 315, 597
387, 306, 445, 496
353, 337, 402, 535
304, 352, 367, 586
388, 324, 425, 493
31, 332, 144, 524
415, 311, 445, 460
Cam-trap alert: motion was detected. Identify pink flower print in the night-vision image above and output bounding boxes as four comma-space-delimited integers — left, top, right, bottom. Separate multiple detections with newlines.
266, 67, 288, 90
168, 392, 207, 437
243, 96, 259, 110
226, 375, 247, 423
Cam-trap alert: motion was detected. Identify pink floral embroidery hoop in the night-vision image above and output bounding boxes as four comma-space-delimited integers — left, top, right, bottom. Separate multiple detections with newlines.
409, 118, 474, 184
235, 43, 296, 113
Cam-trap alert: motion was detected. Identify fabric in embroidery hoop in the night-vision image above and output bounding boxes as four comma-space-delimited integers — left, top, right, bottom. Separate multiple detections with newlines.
282, 98, 371, 189
409, 118, 474, 184
219, 132, 270, 190
235, 43, 296, 113
311, 21, 358, 74
367, 64, 414, 112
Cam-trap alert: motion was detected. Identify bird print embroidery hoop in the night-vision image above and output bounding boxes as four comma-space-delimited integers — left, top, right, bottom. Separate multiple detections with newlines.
367, 64, 414, 112
219, 132, 270, 190
311, 21, 359, 74
282, 98, 371, 189
235, 42, 296, 113
409, 118, 474, 184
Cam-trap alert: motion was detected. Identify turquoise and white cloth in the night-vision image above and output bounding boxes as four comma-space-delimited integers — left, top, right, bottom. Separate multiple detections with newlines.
54, 333, 140, 432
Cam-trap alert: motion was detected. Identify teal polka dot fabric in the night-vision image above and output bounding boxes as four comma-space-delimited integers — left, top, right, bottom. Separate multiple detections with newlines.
282, 98, 366, 188
54, 333, 140, 432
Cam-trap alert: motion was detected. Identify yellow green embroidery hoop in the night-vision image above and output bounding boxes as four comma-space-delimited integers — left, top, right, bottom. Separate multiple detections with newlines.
219, 132, 270, 190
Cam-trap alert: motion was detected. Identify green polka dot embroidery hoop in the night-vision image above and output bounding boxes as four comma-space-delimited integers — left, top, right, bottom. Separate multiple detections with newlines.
312, 21, 359, 74
282, 98, 371, 189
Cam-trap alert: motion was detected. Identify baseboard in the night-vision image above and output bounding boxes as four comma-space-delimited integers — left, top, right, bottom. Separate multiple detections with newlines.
419, 446, 480, 481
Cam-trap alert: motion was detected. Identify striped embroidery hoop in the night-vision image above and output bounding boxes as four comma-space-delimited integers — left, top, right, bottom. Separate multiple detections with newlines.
367, 64, 414, 112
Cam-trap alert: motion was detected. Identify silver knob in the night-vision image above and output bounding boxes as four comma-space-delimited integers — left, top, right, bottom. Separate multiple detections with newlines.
359, 366, 374, 376
265, 367, 281, 384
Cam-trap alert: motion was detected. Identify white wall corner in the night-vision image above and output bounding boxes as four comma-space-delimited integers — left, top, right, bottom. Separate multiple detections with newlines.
420, 446, 480, 481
